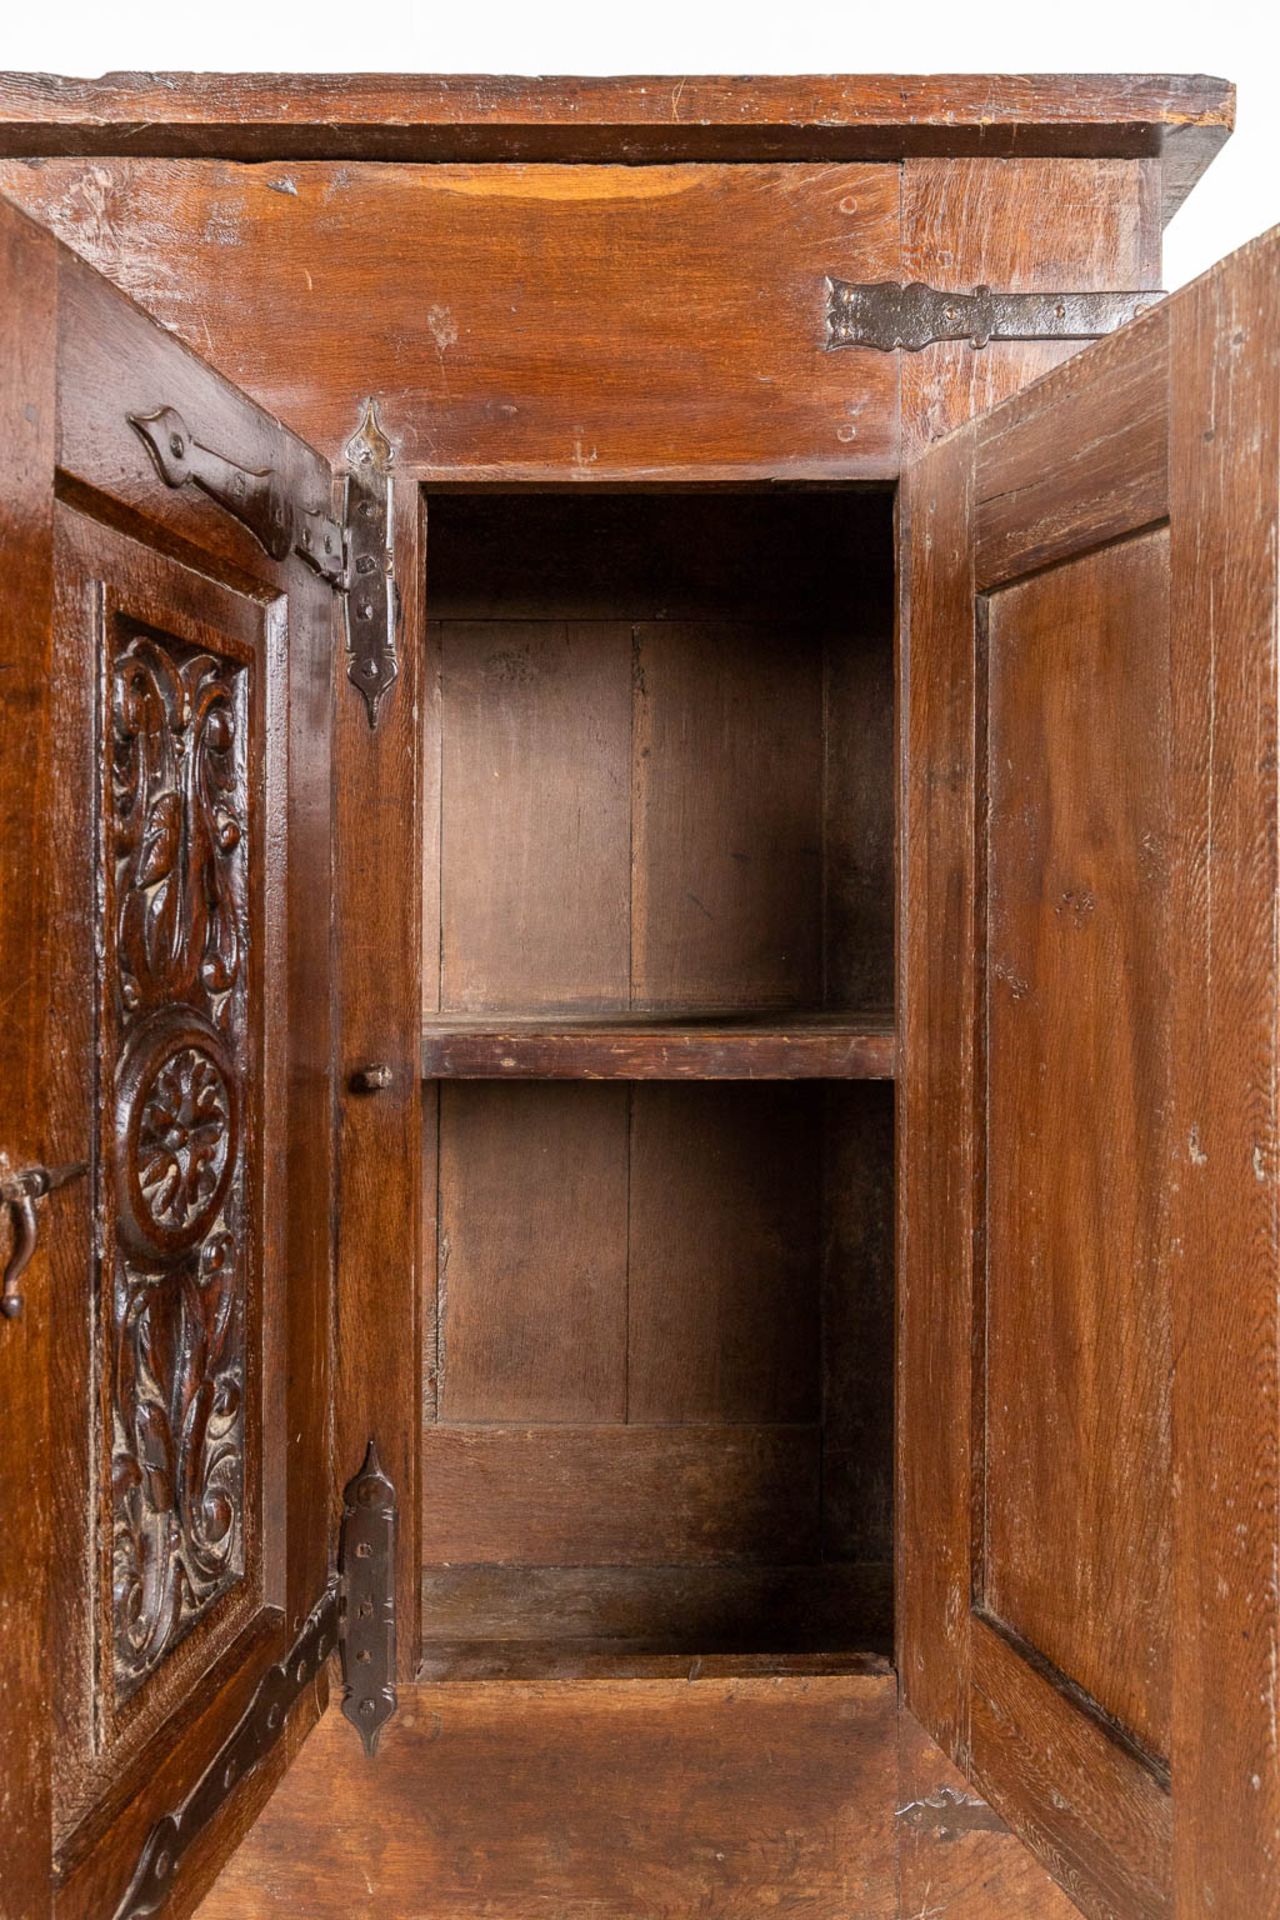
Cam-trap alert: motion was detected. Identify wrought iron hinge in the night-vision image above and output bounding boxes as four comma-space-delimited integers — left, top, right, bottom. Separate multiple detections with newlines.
112, 1442, 398, 1916
896, 1785, 1009, 1838
825, 279, 1161, 352
340, 400, 399, 730
114, 1586, 341, 1920
337, 1439, 398, 1756
128, 405, 346, 576
128, 396, 401, 730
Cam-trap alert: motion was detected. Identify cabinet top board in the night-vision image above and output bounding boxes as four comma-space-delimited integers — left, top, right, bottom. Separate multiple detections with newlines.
0, 72, 1232, 221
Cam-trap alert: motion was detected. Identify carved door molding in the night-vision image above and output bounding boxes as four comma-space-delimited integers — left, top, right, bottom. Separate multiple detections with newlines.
105, 612, 254, 1700
52, 512, 287, 1844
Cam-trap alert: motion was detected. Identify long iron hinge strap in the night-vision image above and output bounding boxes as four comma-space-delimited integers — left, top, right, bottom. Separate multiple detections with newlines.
825, 280, 1161, 352
112, 1441, 397, 1917
128, 406, 345, 580
127, 398, 400, 730
342, 401, 399, 731
113, 1586, 340, 1920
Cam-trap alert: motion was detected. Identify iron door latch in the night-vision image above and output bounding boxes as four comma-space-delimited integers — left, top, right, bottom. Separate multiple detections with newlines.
0, 1158, 86, 1319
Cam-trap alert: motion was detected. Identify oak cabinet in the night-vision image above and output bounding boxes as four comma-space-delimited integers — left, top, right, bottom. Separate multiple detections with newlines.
0, 68, 1276, 1920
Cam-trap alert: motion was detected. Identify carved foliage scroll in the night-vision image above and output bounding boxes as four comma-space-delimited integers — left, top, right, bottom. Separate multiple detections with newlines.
105, 621, 252, 1700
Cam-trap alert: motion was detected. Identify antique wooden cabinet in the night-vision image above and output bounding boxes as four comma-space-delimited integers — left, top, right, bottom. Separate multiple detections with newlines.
1, 68, 1277, 1920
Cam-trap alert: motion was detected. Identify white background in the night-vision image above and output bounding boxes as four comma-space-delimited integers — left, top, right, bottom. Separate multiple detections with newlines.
3, 0, 1276, 289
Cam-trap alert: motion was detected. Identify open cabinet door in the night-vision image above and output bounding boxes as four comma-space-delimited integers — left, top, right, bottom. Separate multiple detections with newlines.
899, 224, 1280, 1919
0, 195, 338, 1920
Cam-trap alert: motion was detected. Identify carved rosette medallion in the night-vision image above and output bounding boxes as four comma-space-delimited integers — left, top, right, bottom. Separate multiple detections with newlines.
116, 1014, 238, 1261
106, 628, 251, 1699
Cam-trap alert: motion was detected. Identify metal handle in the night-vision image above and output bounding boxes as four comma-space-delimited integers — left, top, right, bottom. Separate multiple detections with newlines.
1, 1160, 86, 1319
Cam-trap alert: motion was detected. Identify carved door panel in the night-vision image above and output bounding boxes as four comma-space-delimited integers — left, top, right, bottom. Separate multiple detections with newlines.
900, 226, 1280, 1918
0, 199, 337, 1920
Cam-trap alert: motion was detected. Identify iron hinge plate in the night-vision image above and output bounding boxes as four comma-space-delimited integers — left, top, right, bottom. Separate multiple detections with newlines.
129, 405, 344, 578
896, 1785, 1010, 1838
825, 279, 1161, 352
114, 1586, 341, 1920
341, 401, 400, 730
295, 502, 348, 584
337, 1438, 398, 1756
112, 1439, 398, 1916
127, 398, 401, 730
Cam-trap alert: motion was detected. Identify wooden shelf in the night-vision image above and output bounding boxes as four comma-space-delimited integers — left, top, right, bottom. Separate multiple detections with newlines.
421, 1011, 895, 1081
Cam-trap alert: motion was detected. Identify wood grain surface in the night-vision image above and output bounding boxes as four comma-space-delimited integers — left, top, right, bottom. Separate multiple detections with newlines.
0, 187, 58, 1920
438, 619, 633, 1012
192, 1688, 1086, 1918
0, 158, 900, 478
421, 1424, 823, 1567
898, 1706, 1082, 1920
436, 1082, 630, 1425
197, 1675, 901, 1919
1167, 227, 1280, 1919
420, 1011, 896, 1080
0, 73, 1233, 222
900, 157, 1162, 456
626, 1084, 821, 1423
897, 425, 977, 1757
982, 530, 1172, 1764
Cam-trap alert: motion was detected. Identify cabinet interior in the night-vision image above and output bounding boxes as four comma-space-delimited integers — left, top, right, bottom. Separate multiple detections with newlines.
420, 488, 897, 1670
